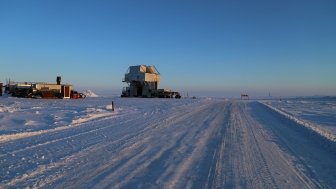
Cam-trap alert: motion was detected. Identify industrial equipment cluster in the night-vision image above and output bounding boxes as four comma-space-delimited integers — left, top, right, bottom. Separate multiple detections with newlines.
0, 76, 85, 99
0, 65, 181, 99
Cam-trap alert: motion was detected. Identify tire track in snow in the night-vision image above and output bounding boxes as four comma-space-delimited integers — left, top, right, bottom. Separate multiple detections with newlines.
211, 102, 278, 189
203, 104, 231, 189
1, 100, 215, 188
250, 102, 336, 188
0, 108, 149, 187
0, 112, 132, 158
236, 103, 279, 189
2, 100, 335, 188
0, 112, 149, 185
229, 102, 321, 189
0, 112, 119, 143
82, 102, 221, 189
156, 102, 230, 189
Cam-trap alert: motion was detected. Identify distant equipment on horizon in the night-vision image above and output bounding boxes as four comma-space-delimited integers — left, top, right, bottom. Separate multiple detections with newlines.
241, 93, 249, 100
3, 76, 86, 99
121, 65, 181, 98
0, 82, 3, 96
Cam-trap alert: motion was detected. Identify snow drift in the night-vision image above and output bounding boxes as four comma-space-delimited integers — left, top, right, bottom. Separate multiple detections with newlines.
82, 90, 99, 97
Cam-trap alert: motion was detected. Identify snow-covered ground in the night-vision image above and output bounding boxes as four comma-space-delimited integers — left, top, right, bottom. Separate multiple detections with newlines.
0, 97, 335, 188
262, 97, 336, 135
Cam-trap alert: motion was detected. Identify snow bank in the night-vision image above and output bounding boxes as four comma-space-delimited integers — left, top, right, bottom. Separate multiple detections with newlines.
70, 107, 115, 125
260, 102, 336, 143
82, 90, 99, 97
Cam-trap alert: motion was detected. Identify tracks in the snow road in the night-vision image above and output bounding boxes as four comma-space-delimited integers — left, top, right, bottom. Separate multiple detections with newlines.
1, 100, 335, 189
0, 100, 218, 188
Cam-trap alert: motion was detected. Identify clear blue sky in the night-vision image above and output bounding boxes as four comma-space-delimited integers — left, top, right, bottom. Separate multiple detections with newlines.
1, 0, 335, 97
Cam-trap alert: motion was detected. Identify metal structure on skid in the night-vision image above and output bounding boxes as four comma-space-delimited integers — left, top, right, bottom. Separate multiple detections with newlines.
121, 65, 181, 98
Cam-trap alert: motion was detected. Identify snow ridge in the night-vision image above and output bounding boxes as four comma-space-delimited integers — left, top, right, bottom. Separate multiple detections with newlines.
260, 101, 336, 143
83, 90, 99, 97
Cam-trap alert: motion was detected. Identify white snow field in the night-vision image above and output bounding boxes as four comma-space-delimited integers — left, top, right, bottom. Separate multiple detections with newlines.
262, 97, 336, 136
0, 97, 335, 189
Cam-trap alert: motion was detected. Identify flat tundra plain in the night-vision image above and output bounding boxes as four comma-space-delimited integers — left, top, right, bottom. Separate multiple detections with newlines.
0, 97, 335, 189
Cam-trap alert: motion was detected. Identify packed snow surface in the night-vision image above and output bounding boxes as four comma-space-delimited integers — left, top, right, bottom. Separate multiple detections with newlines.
0, 97, 335, 188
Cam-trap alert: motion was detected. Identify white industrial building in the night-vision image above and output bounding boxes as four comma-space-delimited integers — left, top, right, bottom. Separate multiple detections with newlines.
122, 65, 160, 97
122, 65, 180, 98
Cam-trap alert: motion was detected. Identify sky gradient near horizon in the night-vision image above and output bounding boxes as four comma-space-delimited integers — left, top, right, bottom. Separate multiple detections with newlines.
1, 0, 335, 97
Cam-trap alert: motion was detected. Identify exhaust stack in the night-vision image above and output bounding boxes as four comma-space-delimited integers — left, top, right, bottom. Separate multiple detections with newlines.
56, 76, 61, 85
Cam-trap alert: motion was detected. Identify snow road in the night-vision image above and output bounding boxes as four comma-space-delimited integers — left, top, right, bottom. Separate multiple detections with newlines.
0, 99, 335, 188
